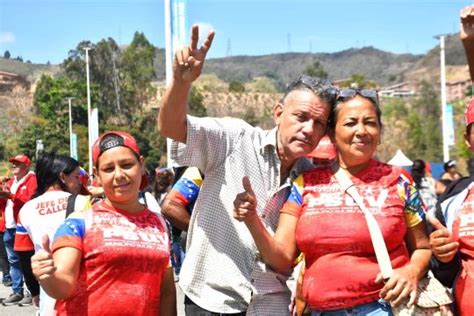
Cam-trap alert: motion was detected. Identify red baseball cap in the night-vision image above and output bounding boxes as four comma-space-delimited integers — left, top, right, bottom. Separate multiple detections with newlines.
307, 136, 337, 160
92, 131, 141, 164
92, 131, 148, 190
9, 154, 31, 166
78, 167, 92, 195
465, 99, 474, 126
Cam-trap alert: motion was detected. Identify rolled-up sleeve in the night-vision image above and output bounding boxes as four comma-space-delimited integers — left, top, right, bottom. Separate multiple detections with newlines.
171, 115, 249, 173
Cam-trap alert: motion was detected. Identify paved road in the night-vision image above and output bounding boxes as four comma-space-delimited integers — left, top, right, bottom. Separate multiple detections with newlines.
0, 280, 185, 315
0, 282, 36, 316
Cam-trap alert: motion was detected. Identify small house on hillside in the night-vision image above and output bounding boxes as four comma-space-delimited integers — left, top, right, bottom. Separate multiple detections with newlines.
446, 78, 471, 102
379, 82, 417, 98
0, 71, 19, 84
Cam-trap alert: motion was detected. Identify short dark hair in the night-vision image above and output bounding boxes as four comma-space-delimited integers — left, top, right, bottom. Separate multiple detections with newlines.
411, 159, 426, 189
282, 75, 337, 107
281, 75, 338, 129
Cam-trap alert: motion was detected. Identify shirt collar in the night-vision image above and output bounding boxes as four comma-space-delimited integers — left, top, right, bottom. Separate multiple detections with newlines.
260, 126, 278, 152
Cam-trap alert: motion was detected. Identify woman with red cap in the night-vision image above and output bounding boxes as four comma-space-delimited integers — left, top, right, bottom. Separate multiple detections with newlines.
31, 131, 176, 315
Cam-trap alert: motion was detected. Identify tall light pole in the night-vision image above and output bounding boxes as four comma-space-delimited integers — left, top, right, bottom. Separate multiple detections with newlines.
164, 0, 187, 167
84, 47, 93, 175
435, 35, 449, 162
66, 97, 75, 157
164, 0, 172, 167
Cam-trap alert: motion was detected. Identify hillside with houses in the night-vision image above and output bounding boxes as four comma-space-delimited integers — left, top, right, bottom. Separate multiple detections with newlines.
0, 32, 472, 166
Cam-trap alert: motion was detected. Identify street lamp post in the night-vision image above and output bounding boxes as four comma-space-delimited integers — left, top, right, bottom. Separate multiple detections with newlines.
84, 47, 93, 175
66, 97, 75, 157
434, 35, 449, 162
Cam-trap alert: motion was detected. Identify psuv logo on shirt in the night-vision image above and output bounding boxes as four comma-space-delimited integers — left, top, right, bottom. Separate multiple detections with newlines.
304, 184, 389, 214
459, 213, 474, 230
101, 225, 168, 251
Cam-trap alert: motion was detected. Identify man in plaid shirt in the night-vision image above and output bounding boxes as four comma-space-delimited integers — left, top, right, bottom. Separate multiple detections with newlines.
158, 25, 336, 315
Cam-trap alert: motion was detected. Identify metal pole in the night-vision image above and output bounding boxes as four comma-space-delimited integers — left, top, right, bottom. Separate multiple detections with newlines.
67, 97, 74, 157
84, 47, 93, 175
164, 0, 173, 167
439, 36, 449, 162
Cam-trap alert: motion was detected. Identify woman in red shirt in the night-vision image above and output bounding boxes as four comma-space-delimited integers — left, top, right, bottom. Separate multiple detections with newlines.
31, 131, 176, 315
234, 88, 431, 315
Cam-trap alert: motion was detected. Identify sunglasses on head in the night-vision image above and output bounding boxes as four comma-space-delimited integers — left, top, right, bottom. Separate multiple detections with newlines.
286, 75, 338, 102
337, 88, 379, 105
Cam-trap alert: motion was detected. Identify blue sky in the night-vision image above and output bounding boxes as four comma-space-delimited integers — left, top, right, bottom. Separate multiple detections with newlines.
0, 0, 471, 64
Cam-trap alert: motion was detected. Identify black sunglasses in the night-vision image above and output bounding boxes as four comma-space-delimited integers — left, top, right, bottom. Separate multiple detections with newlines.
337, 88, 379, 105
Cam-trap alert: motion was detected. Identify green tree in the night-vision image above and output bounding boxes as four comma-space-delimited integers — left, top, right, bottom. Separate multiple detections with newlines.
405, 81, 442, 161
242, 107, 260, 127
3, 50, 10, 59
62, 34, 157, 125
229, 81, 245, 93
188, 87, 207, 117
18, 116, 69, 159
303, 60, 328, 79
120, 32, 156, 118
339, 74, 377, 89
0, 142, 5, 160
466, 85, 474, 97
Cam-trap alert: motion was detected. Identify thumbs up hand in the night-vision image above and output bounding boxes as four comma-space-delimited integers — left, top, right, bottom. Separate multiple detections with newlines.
233, 177, 258, 224
31, 234, 57, 280
428, 215, 459, 263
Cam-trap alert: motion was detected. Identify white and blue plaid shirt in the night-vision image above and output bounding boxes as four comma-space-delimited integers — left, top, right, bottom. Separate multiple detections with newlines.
172, 115, 314, 315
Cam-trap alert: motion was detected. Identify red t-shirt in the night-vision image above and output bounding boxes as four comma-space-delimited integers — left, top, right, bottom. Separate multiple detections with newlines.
0, 172, 37, 230
281, 160, 425, 311
52, 201, 170, 315
452, 186, 474, 316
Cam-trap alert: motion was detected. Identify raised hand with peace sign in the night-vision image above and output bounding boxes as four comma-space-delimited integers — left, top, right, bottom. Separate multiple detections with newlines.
158, 25, 215, 143
173, 25, 215, 83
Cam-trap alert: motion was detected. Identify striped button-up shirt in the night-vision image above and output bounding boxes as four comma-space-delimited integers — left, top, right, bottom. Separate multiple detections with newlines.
172, 115, 314, 314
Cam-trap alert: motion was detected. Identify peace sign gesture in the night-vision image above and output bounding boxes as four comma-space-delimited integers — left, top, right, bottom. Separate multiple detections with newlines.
461, 5, 474, 41
173, 25, 215, 83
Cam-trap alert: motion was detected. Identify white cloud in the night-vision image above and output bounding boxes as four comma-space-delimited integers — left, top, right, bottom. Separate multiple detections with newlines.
0, 32, 15, 44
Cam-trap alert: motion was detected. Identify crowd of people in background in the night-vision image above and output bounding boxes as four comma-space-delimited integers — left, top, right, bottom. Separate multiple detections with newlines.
0, 5, 473, 316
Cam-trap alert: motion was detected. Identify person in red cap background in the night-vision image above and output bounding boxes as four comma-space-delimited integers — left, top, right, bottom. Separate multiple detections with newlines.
31, 131, 176, 315
0, 154, 37, 306
428, 8, 474, 314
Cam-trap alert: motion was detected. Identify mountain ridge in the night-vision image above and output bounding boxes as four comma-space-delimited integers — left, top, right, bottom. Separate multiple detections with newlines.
0, 33, 468, 88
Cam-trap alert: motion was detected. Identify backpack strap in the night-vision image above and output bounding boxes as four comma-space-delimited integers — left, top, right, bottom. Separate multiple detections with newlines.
66, 194, 77, 218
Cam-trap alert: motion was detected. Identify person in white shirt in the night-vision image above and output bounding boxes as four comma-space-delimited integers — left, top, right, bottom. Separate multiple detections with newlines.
15, 153, 90, 314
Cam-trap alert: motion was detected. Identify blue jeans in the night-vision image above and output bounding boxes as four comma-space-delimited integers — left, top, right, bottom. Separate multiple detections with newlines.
3, 228, 23, 295
170, 237, 185, 275
0, 231, 11, 280
311, 299, 392, 316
